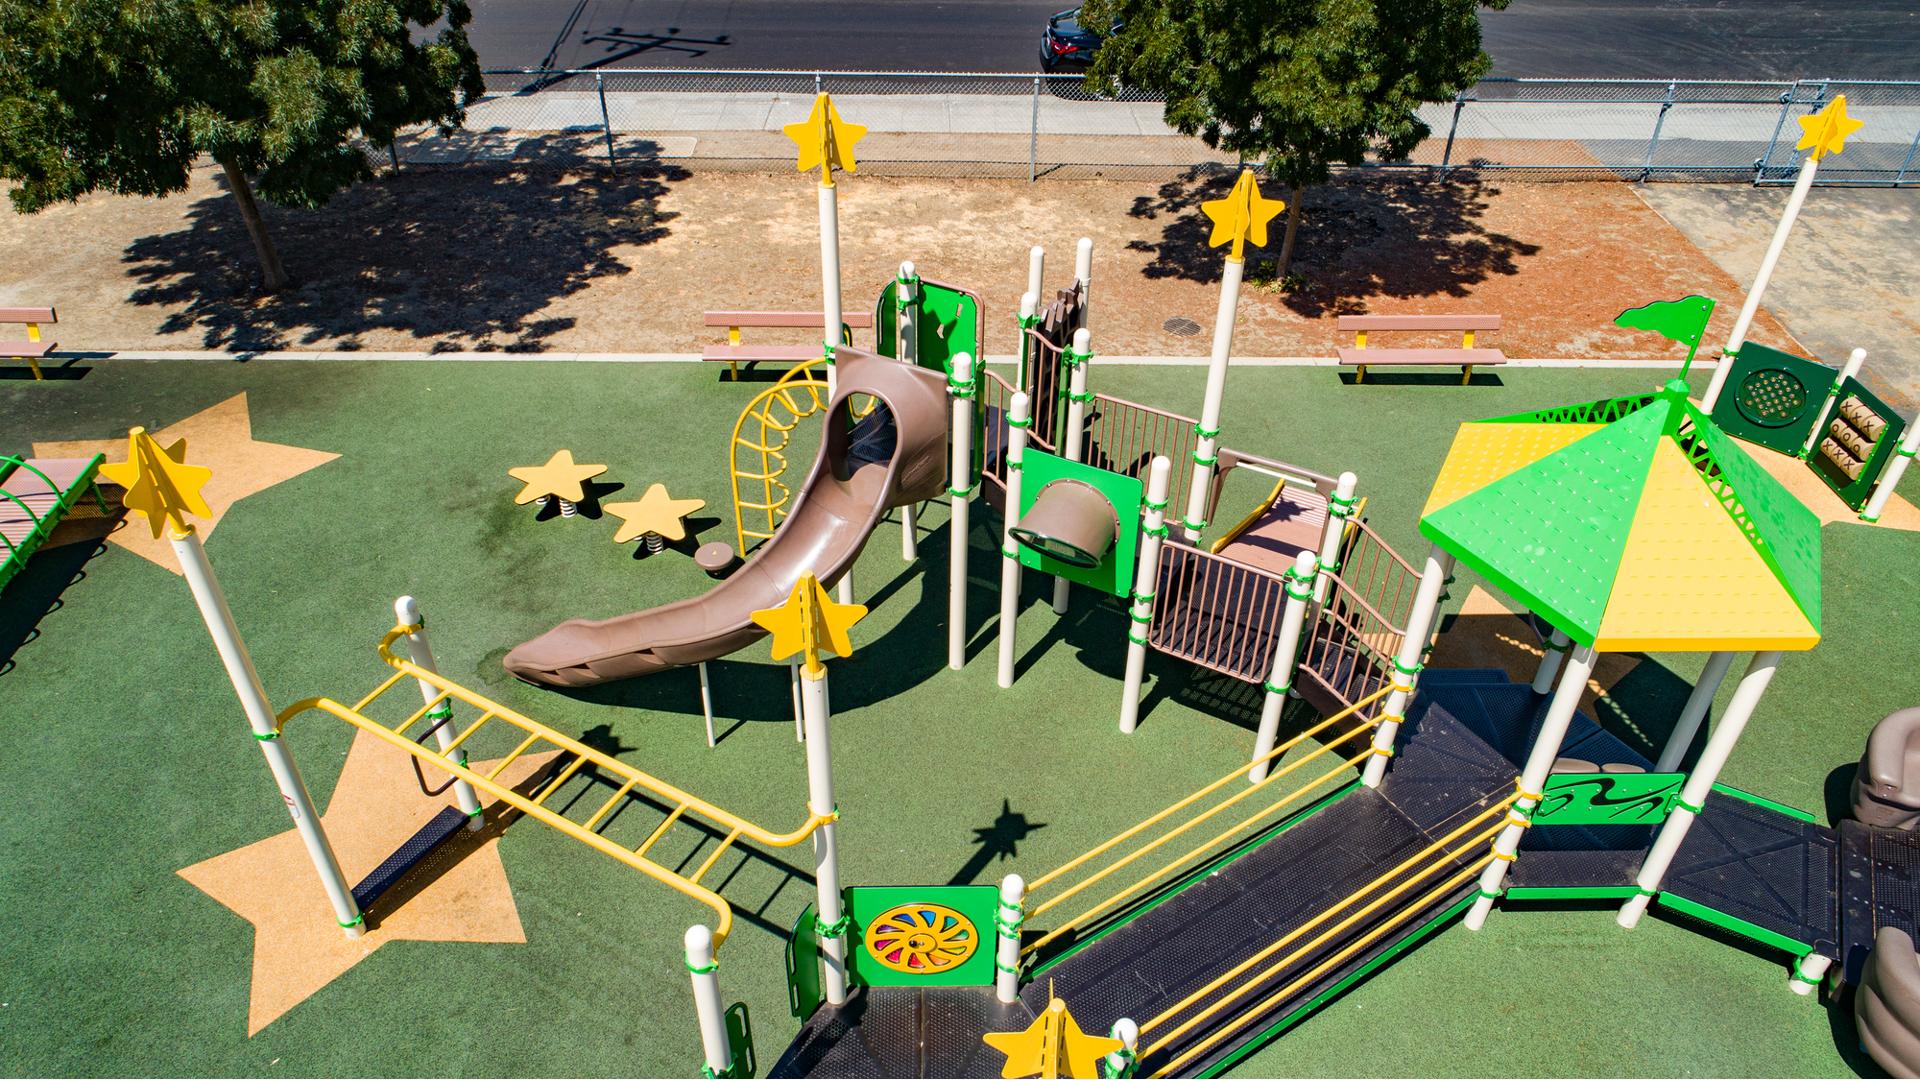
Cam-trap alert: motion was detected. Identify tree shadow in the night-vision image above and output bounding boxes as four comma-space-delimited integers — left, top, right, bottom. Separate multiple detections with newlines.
1124, 168, 1539, 317
121, 135, 687, 352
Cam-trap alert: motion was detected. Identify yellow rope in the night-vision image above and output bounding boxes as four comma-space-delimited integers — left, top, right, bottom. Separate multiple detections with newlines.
1138, 804, 1514, 1051
1152, 856, 1496, 1076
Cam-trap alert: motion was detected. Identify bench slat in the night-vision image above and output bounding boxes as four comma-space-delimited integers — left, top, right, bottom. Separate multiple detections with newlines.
703, 310, 874, 329
0, 307, 55, 324
1336, 347, 1507, 366
0, 340, 55, 359
1336, 314, 1501, 332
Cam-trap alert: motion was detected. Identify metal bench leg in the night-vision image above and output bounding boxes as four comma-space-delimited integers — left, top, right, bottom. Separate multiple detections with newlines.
1461, 364, 1473, 385
1355, 365, 1367, 383
28, 357, 42, 381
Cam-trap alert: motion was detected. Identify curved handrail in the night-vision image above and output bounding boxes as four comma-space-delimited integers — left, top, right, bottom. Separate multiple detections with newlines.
729, 375, 829, 551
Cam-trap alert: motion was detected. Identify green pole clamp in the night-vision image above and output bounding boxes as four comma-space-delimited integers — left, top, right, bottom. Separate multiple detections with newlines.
1328, 491, 1357, 516
1130, 589, 1156, 605
1392, 658, 1424, 677
1635, 884, 1658, 897
948, 482, 981, 498
895, 269, 920, 286
1192, 422, 1221, 441
1003, 545, 1020, 560
1101, 1034, 1138, 1079
1143, 496, 1168, 512
1017, 313, 1041, 330
1791, 954, 1826, 985
254, 730, 281, 741
339, 911, 366, 929
1068, 390, 1096, 403
1007, 414, 1032, 429
1062, 346, 1092, 367
1127, 631, 1150, 646
1897, 445, 1918, 459
1191, 450, 1217, 468
1181, 516, 1209, 533
821, 341, 836, 363
1128, 610, 1154, 624
1476, 886, 1501, 900
1860, 510, 1883, 523
815, 912, 853, 940
1142, 523, 1169, 538
1673, 796, 1705, 816
947, 374, 975, 398
1264, 680, 1292, 697
1285, 580, 1314, 602
995, 899, 1026, 938
686, 956, 719, 975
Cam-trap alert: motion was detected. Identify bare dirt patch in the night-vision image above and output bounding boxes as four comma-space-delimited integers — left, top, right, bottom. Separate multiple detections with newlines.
0, 158, 1796, 360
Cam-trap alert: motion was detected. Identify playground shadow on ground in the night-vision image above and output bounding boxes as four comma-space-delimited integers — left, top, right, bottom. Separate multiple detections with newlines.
0, 530, 117, 678
1124, 169, 1539, 318
121, 135, 688, 353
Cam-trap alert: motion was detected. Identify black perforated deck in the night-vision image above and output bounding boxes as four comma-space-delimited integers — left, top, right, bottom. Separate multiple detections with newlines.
1839, 820, 1920, 982
770, 985, 1032, 1078
1662, 791, 1840, 957
350, 805, 469, 912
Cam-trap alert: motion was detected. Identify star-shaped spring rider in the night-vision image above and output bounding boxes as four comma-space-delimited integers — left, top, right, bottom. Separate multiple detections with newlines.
508, 449, 607, 518
983, 992, 1124, 1079
783, 91, 867, 185
606, 483, 706, 554
1200, 167, 1287, 261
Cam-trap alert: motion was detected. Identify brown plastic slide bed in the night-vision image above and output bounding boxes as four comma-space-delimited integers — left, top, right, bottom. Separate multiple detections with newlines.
504, 348, 951, 688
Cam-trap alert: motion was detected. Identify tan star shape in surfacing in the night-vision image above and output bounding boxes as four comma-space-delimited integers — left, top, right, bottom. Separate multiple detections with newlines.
605, 483, 706, 544
35, 394, 339, 575
178, 730, 561, 1035
508, 450, 607, 505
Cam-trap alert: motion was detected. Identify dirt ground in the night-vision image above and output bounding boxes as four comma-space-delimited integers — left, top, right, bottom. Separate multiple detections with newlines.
0, 158, 1797, 359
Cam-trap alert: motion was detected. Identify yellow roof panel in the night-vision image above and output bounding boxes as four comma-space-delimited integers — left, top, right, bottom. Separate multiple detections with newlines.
1594, 439, 1820, 652
1422, 422, 1606, 517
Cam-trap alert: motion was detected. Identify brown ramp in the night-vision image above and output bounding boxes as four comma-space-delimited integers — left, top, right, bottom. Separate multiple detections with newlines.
504, 348, 951, 688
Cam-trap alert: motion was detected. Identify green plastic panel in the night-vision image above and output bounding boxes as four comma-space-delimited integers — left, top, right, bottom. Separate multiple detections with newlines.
1474, 390, 1661, 427
844, 885, 999, 988
874, 277, 983, 377
1711, 782, 1817, 823
1709, 343, 1833, 454
786, 902, 823, 1019
719, 1002, 756, 1079
1015, 450, 1143, 598
1505, 885, 1643, 900
1421, 399, 1671, 646
1686, 403, 1823, 629
1808, 376, 1908, 512
1533, 772, 1684, 825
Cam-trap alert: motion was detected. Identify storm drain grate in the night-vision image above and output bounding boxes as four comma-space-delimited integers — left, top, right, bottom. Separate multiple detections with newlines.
1163, 316, 1203, 338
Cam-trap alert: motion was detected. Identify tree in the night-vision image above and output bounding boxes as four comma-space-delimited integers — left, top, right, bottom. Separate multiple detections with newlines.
1079, 0, 1507, 277
0, 0, 484, 291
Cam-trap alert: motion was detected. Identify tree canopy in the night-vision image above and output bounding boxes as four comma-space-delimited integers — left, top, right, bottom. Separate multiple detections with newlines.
0, 0, 484, 287
1079, 0, 1508, 271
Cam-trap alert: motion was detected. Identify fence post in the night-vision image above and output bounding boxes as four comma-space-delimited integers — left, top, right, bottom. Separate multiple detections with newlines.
1640, 82, 1677, 181
1029, 77, 1042, 182
1438, 92, 1466, 176
387, 141, 401, 174
1897, 121, 1920, 186
595, 72, 618, 176
1757, 87, 1796, 183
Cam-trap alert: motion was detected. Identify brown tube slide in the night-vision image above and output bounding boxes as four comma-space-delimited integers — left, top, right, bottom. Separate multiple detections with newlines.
504, 348, 952, 688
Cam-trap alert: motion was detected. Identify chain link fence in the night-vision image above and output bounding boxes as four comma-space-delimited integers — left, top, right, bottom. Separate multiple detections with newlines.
384, 70, 1920, 185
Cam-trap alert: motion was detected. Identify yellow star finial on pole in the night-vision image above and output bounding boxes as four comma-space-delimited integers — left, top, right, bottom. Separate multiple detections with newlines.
982, 992, 1123, 1079
751, 573, 867, 676
1796, 95, 1865, 161
783, 92, 867, 187
98, 427, 214, 539
1199, 167, 1287, 262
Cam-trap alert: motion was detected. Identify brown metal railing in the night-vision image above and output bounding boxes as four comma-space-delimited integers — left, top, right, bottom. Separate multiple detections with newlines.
1084, 393, 1201, 517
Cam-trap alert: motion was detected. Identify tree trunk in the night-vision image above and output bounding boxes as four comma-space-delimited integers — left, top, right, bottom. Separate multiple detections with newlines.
219, 157, 289, 293
1275, 185, 1304, 280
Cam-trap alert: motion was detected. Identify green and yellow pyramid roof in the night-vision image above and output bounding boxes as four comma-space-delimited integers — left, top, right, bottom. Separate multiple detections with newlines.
1419, 381, 1821, 653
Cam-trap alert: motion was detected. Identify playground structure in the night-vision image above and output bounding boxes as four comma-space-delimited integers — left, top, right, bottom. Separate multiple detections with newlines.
100, 91, 1920, 1079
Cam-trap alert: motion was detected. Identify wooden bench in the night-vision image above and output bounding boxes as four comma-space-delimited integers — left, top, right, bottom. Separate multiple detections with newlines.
1335, 314, 1505, 384
1, 307, 58, 381
1, 454, 106, 595
702, 310, 875, 380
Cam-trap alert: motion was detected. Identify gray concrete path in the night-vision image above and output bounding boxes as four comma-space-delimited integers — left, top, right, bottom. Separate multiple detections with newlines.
1635, 184, 1920, 411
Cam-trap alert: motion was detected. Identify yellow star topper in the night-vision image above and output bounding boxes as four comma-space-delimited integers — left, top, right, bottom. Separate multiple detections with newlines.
1200, 167, 1286, 261
1796, 95, 1865, 161
783, 92, 867, 185
98, 426, 215, 539
982, 994, 1123, 1079
750, 572, 867, 675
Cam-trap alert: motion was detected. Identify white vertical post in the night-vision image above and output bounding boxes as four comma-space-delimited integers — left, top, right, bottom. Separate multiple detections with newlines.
1027, 246, 1046, 309
1361, 544, 1455, 788
800, 666, 848, 1004
1015, 290, 1039, 396
1107, 1017, 1140, 1078
1053, 330, 1091, 615
1465, 645, 1599, 930
1803, 347, 1866, 455
1074, 237, 1093, 330
1182, 256, 1245, 542
949, 352, 976, 671
684, 924, 732, 1075
1790, 953, 1834, 996
1861, 410, 1920, 523
1530, 629, 1572, 694
790, 659, 804, 742
995, 872, 1026, 1002
1619, 651, 1783, 929
1249, 551, 1318, 783
394, 596, 482, 827
1310, 472, 1358, 607
820, 179, 852, 606
1702, 155, 1819, 412
1654, 650, 1735, 772
897, 261, 921, 561
1118, 456, 1173, 733
172, 526, 364, 936
998, 392, 1033, 689
698, 662, 717, 748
